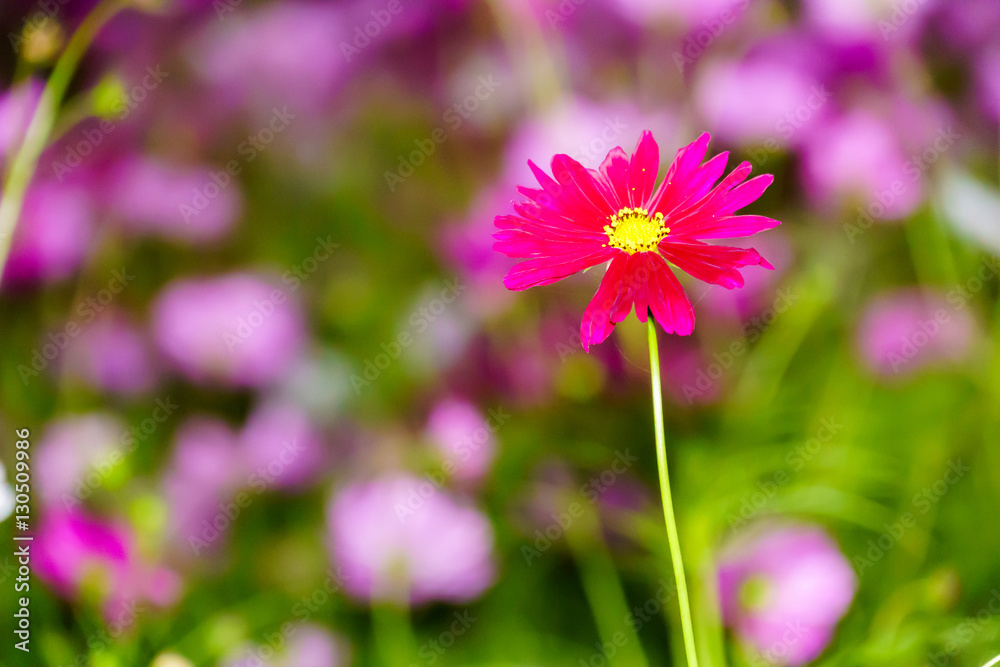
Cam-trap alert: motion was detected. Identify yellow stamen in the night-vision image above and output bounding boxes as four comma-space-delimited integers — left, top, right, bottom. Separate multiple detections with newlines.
603, 207, 669, 254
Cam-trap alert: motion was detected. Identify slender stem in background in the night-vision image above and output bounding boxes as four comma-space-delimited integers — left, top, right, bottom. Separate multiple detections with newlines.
0, 0, 126, 276
647, 316, 700, 667
372, 600, 416, 667
566, 506, 649, 667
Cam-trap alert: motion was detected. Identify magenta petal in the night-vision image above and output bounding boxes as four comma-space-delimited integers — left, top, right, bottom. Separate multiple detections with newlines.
599, 146, 632, 209
647, 255, 695, 336
580, 254, 629, 351
660, 241, 772, 289
675, 214, 782, 240
628, 131, 659, 207
504, 248, 615, 291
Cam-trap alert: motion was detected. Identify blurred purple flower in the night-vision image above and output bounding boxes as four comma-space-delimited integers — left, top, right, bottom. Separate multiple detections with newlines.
35, 510, 181, 620
240, 400, 326, 490
100, 154, 242, 242
425, 398, 496, 484
857, 289, 975, 377
1, 179, 95, 289
328, 473, 495, 605
151, 273, 306, 387
36, 413, 126, 510
62, 311, 160, 395
718, 524, 857, 665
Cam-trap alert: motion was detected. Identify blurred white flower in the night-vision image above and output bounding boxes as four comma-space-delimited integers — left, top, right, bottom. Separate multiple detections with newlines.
0, 461, 15, 522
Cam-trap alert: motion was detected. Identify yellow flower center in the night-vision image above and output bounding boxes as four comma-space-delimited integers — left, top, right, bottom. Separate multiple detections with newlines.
603, 207, 669, 254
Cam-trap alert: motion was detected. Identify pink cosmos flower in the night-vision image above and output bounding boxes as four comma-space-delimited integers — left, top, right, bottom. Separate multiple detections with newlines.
718, 524, 857, 665
35, 510, 181, 622
328, 473, 496, 605
493, 131, 779, 350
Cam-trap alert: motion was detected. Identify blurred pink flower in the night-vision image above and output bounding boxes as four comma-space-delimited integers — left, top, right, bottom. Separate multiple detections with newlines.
240, 400, 327, 490
800, 110, 922, 222
976, 45, 1000, 122
425, 398, 497, 484
1, 179, 94, 289
695, 57, 825, 148
223, 624, 349, 667
611, 0, 752, 28
100, 154, 242, 242
857, 289, 975, 377
162, 416, 244, 556
802, 0, 938, 41
151, 273, 306, 387
36, 413, 126, 510
62, 311, 160, 395
188, 2, 346, 117
328, 473, 496, 605
275, 625, 349, 667
35, 510, 181, 621
718, 524, 857, 666
0, 79, 42, 160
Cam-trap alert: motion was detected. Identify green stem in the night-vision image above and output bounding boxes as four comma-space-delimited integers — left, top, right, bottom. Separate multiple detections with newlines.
647, 317, 699, 667
372, 600, 416, 667
566, 506, 649, 666
0, 0, 126, 275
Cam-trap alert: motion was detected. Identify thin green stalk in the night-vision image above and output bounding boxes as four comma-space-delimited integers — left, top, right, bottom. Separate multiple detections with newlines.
647, 317, 699, 667
565, 506, 648, 666
0, 0, 126, 275
372, 600, 416, 667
